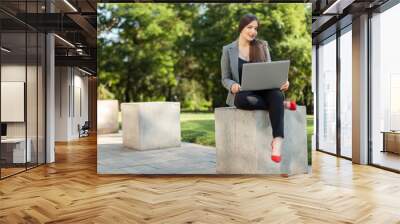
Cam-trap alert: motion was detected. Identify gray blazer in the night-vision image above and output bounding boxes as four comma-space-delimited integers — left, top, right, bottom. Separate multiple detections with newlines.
220, 39, 272, 106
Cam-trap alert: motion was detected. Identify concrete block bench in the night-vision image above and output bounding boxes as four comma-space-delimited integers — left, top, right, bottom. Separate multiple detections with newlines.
121, 102, 181, 150
215, 106, 308, 175
97, 100, 119, 134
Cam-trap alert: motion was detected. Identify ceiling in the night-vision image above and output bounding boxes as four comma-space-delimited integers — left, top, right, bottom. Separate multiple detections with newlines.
311, 0, 391, 43
0, 0, 97, 75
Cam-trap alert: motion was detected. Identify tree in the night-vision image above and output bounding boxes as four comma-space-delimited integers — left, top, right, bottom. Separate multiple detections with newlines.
98, 3, 313, 113
98, 3, 186, 102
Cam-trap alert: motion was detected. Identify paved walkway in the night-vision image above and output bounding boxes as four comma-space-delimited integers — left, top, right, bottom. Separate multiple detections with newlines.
97, 132, 216, 174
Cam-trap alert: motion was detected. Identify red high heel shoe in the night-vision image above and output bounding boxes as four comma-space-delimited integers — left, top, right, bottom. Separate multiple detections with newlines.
271, 140, 281, 163
284, 100, 297, 111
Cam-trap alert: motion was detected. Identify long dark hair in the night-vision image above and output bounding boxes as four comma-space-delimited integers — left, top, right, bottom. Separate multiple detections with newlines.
238, 14, 267, 63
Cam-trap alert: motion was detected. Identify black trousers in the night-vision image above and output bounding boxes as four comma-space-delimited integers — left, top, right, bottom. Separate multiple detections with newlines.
234, 89, 284, 138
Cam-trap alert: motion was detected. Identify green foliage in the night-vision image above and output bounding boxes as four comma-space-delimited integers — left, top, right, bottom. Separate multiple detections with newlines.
98, 3, 313, 112
98, 83, 115, 100
98, 4, 183, 102
176, 78, 212, 111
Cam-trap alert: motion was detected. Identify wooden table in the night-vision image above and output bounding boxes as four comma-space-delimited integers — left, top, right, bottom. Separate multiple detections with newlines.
1, 138, 32, 163
381, 131, 400, 154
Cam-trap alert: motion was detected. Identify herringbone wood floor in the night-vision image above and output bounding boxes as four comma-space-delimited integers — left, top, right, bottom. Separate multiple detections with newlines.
1, 135, 400, 224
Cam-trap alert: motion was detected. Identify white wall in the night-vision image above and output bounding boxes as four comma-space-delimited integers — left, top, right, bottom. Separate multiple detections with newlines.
54, 67, 89, 141
71, 72, 89, 138
1, 65, 26, 139
1, 65, 26, 127
1, 82, 25, 122
55, 66, 70, 141
1, 63, 46, 164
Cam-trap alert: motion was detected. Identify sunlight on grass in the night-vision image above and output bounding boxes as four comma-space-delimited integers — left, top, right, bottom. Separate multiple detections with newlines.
181, 113, 215, 146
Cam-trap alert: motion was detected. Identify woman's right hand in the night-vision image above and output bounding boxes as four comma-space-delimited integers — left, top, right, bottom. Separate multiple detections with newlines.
231, 83, 241, 94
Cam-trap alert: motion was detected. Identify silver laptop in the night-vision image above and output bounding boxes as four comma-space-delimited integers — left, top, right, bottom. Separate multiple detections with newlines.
240, 60, 290, 91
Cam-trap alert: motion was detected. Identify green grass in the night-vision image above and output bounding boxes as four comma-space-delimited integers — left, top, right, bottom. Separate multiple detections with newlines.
181, 113, 216, 146
181, 112, 314, 165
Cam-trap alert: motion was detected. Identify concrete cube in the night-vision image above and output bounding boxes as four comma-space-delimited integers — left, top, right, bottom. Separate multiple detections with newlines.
215, 106, 308, 175
121, 102, 181, 150
97, 100, 119, 134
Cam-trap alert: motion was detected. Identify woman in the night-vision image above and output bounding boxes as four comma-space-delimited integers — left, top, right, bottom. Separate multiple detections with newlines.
220, 14, 296, 163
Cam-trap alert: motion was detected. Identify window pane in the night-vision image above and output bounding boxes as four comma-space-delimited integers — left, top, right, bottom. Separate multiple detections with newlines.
27, 30, 38, 169
318, 36, 337, 154
340, 28, 352, 158
1, 23, 28, 177
371, 3, 400, 170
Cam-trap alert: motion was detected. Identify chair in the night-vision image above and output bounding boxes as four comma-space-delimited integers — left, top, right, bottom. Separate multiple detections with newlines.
78, 121, 90, 138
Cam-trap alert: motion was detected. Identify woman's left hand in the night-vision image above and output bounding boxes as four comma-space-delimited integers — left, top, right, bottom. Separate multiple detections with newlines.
280, 81, 289, 92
